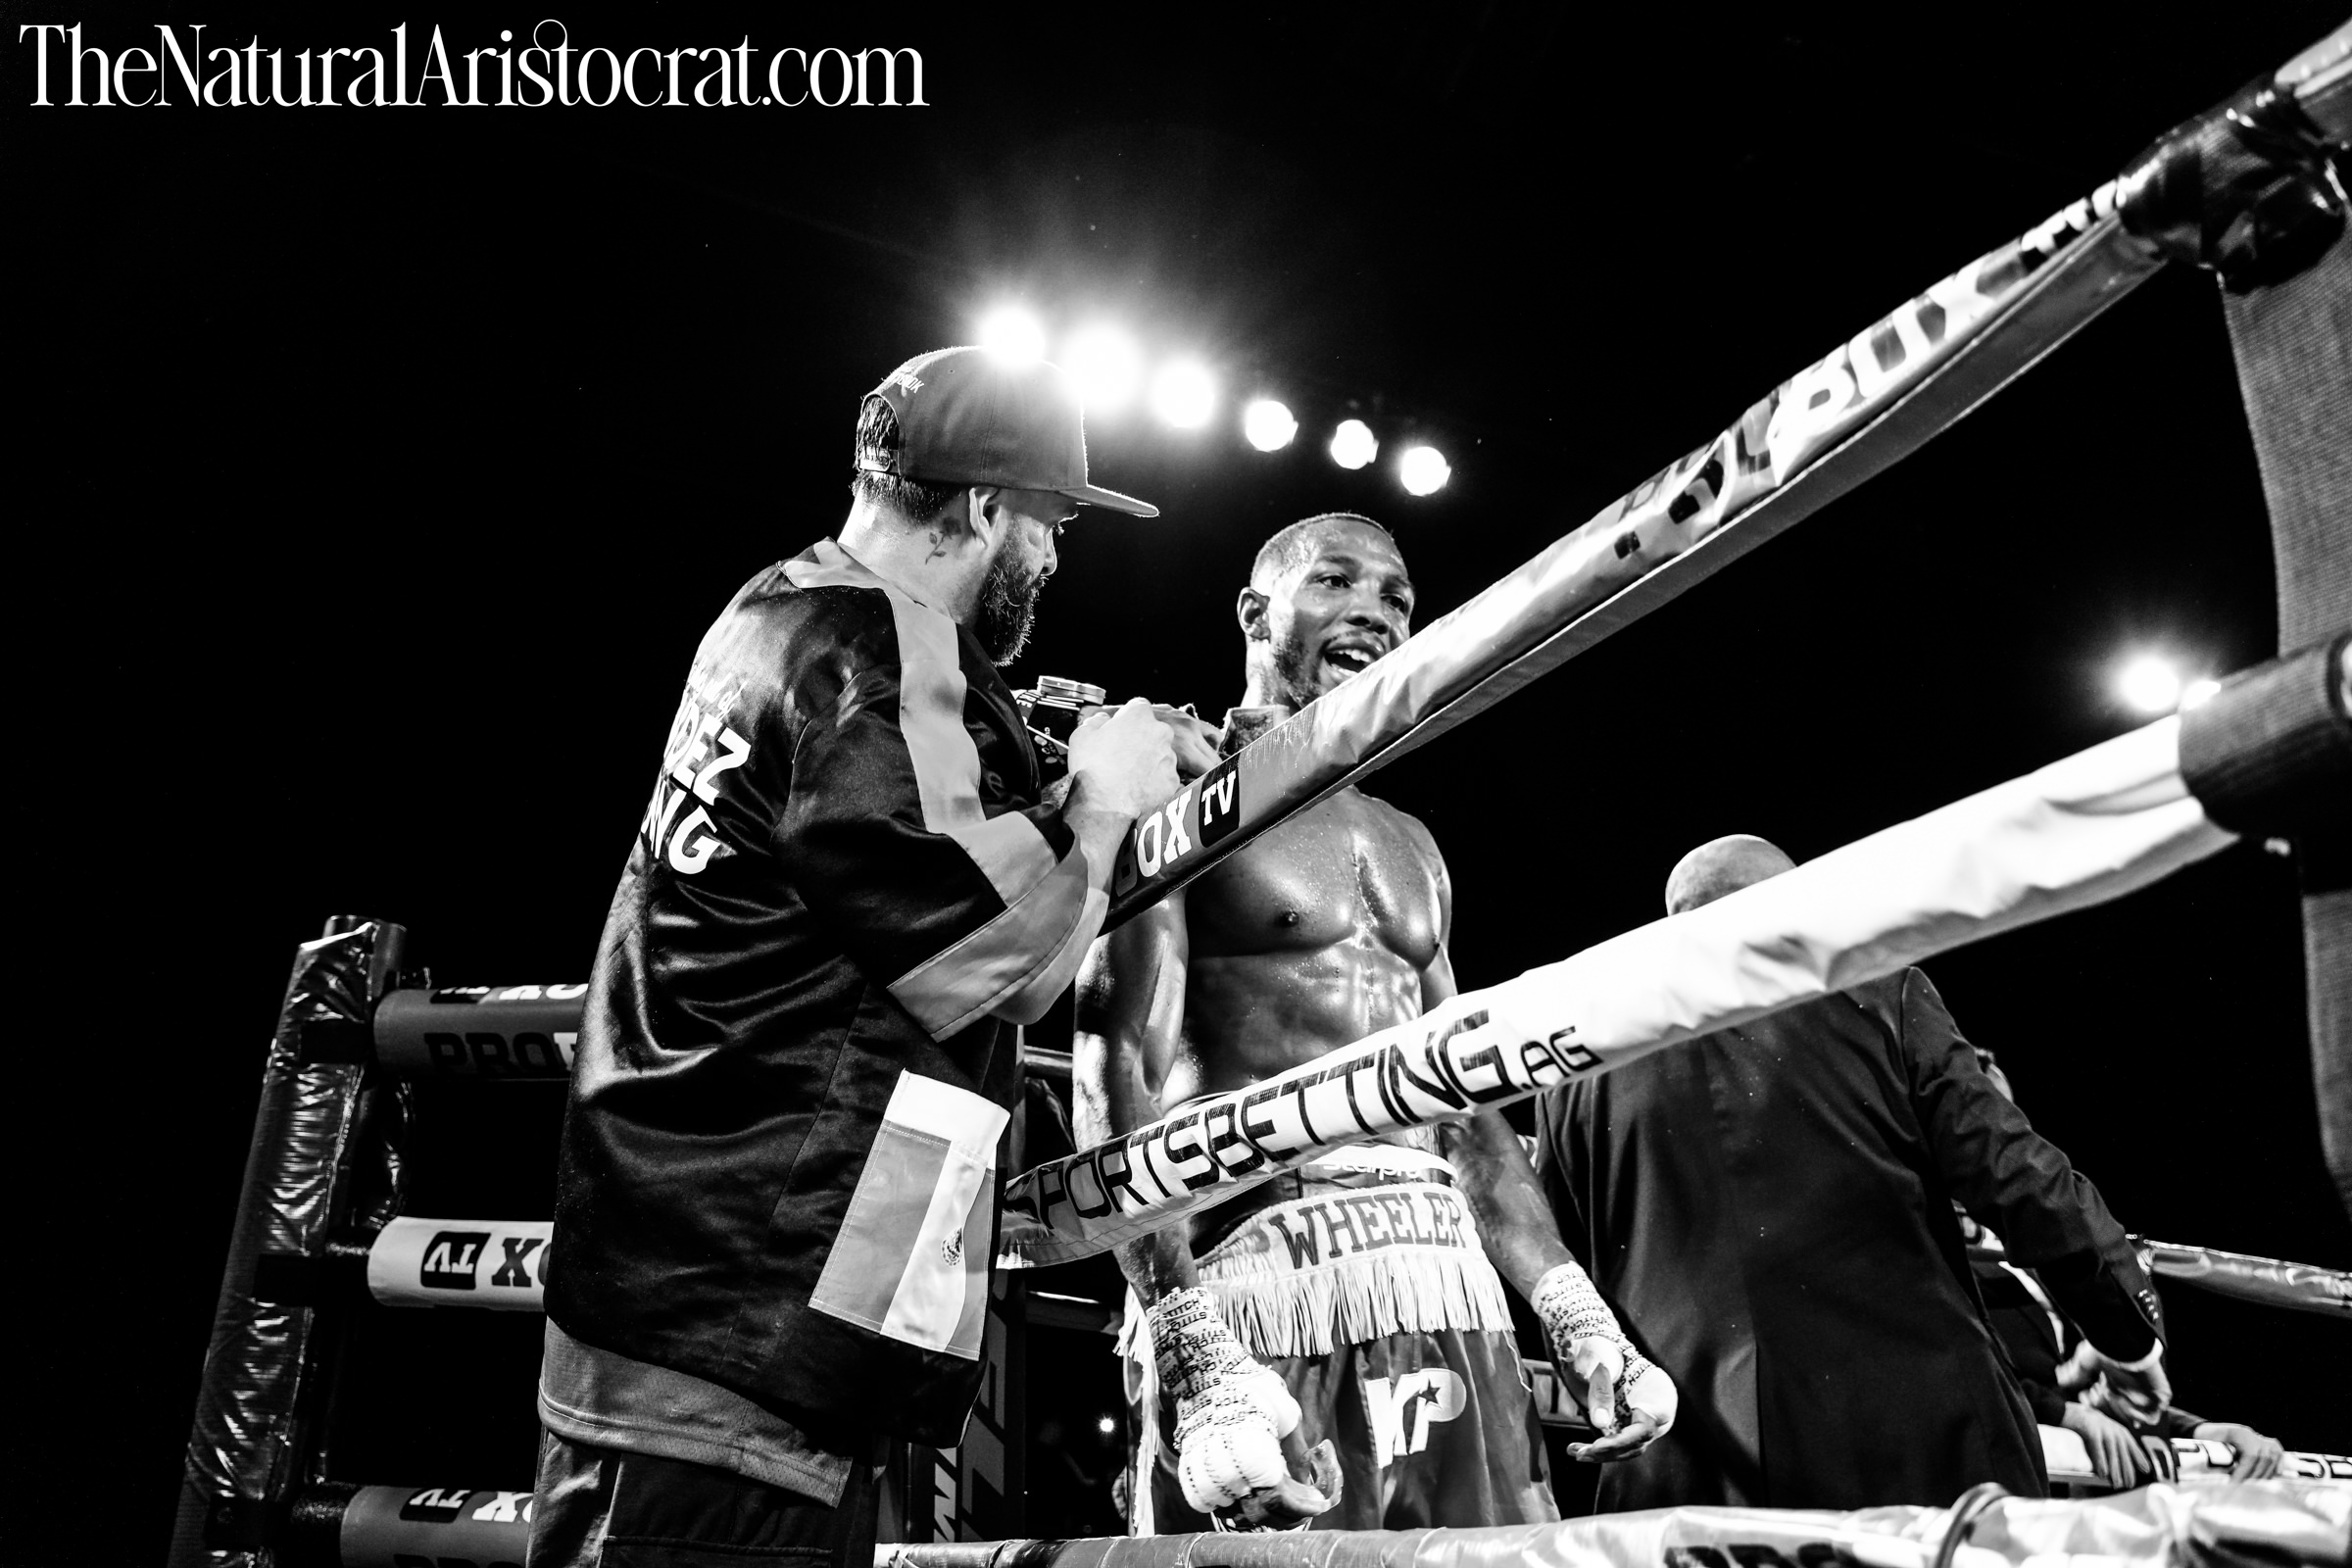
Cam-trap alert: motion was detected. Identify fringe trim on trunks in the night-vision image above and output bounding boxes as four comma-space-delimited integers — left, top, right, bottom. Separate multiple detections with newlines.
1192, 1184, 1515, 1358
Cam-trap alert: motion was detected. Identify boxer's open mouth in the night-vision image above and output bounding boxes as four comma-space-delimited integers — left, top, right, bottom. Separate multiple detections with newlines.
1323, 642, 1382, 677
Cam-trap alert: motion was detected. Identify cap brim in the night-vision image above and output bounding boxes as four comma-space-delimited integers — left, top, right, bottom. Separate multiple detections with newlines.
1059, 482, 1159, 518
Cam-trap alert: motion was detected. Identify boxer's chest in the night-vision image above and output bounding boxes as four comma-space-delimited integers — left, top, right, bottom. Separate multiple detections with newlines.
1187, 790, 1442, 967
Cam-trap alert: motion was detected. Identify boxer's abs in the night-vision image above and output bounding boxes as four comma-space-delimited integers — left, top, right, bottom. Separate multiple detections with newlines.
1156, 789, 1450, 1253
1167, 946, 1441, 1252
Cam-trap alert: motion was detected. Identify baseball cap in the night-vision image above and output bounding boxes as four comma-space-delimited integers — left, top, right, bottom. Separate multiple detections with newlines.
863, 346, 1159, 517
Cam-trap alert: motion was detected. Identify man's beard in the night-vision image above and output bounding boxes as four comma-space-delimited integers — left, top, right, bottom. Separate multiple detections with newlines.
976, 547, 1046, 665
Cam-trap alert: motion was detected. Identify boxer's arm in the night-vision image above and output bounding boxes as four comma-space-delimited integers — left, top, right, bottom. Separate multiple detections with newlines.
1077, 901, 1338, 1524
1413, 852, 1576, 1299
1073, 899, 1200, 1303
1416, 852, 1576, 1296
1418, 850, 1672, 1459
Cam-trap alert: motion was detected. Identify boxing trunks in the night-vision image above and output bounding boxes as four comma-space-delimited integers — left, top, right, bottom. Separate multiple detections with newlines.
1121, 1145, 1555, 1533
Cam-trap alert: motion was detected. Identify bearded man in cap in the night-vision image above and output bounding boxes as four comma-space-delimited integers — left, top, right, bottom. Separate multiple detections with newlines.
531, 348, 1192, 1568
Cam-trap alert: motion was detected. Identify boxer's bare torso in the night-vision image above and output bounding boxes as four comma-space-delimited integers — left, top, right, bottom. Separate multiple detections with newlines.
1095, 782, 1454, 1250
1073, 516, 1496, 1277
1164, 787, 1446, 1101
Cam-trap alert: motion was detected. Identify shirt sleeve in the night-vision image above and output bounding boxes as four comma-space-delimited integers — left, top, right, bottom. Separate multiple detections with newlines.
773, 598, 1107, 1041
1893, 968, 2163, 1361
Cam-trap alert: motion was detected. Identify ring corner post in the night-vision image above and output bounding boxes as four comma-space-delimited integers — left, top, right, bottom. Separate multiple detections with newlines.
2214, 167, 2352, 1220
168, 914, 406, 1568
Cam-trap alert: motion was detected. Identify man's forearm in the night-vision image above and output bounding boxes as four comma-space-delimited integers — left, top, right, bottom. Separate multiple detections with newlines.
1076, 1084, 1200, 1304
1446, 1113, 1576, 1298
1115, 1229, 1201, 1305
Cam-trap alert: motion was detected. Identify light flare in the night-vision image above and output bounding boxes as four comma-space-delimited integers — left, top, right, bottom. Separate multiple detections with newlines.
1329, 418, 1378, 470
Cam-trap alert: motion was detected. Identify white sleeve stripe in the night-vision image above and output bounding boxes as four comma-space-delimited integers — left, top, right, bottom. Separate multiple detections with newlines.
988, 887, 1110, 1023
789, 541, 1055, 906
897, 652, 984, 832
950, 810, 1057, 906
890, 848, 1090, 1039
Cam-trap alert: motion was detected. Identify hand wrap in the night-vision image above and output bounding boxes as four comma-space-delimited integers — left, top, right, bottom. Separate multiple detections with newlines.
1148, 1287, 1301, 1511
1532, 1262, 1673, 1436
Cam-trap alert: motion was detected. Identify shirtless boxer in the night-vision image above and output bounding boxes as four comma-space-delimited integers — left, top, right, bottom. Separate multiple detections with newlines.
1074, 514, 1675, 1534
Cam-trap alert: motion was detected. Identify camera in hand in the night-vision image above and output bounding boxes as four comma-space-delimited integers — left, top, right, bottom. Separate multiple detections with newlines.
1011, 676, 1107, 780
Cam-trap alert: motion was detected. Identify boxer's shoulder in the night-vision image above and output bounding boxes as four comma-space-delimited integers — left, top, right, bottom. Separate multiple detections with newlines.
1215, 789, 1440, 885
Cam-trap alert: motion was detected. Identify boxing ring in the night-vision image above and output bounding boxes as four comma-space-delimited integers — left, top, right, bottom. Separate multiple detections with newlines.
172, 23, 2351, 1568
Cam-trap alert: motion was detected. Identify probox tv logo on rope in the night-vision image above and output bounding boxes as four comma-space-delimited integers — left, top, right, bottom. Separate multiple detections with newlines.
373, 983, 585, 1078
1111, 754, 1243, 894
18, 22, 928, 108
368, 1217, 553, 1310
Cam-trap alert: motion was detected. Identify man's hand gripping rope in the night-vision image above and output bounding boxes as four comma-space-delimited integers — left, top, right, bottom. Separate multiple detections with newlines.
1532, 1262, 1677, 1463
1148, 1288, 1342, 1530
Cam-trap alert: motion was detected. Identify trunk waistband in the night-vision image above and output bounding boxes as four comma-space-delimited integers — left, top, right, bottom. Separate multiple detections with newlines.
1184, 1166, 1514, 1359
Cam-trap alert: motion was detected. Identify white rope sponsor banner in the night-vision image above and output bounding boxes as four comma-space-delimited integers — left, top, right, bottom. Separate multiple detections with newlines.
1004, 719, 2232, 1264
2160, 1441, 2352, 1486
875, 1477, 2351, 1568
365, 1217, 552, 1310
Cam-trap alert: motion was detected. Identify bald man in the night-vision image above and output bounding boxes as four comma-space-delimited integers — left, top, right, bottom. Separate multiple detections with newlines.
1530, 836, 2171, 1512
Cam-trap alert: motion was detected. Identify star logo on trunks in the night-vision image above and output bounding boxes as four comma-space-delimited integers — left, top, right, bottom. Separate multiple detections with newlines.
1364, 1369, 1466, 1466
942, 1227, 963, 1265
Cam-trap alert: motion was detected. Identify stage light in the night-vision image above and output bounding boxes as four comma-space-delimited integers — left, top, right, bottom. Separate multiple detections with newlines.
978, 306, 1046, 362
2179, 676, 2221, 710
1244, 398, 1298, 452
1152, 361, 1217, 428
1398, 444, 1451, 496
1329, 418, 1377, 470
1097, 1415, 1116, 1436
1064, 324, 1142, 413
2117, 654, 2182, 714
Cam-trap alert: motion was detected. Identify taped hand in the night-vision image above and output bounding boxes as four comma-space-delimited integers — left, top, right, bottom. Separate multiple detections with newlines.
1150, 1288, 1337, 1525
1532, 1262, 1676, 1462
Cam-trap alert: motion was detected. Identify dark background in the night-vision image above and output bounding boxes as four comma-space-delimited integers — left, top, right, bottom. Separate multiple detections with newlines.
7, 4, 2348, 1562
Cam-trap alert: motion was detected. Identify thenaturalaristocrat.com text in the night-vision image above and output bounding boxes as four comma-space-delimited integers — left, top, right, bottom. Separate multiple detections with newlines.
19, 22, 927, 108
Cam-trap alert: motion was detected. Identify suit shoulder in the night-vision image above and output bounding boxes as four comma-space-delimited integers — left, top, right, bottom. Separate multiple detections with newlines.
1845, 968, 1917, 1007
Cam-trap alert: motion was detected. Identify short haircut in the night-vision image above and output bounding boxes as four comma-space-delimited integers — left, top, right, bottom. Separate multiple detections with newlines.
851, 396, 964, 525
1663, 835, 1795, 915
1250, 512, 1396, 589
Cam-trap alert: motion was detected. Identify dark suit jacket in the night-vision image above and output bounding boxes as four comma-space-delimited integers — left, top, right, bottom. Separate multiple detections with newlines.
1534, 968, 2161, 1512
